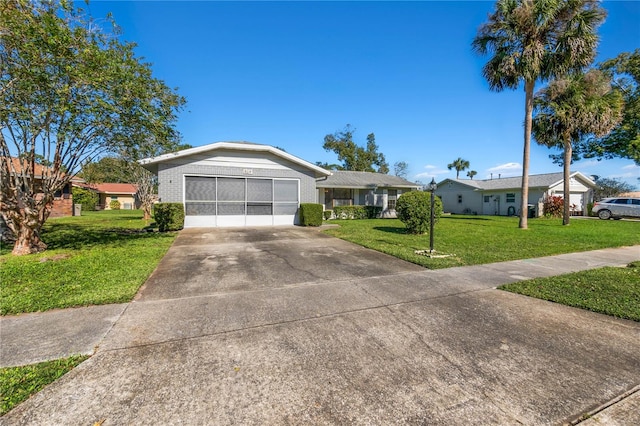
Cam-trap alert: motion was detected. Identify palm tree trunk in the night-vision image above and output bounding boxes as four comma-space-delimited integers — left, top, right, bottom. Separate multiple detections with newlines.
563, 136, 572, 226
520, 79, 535, 229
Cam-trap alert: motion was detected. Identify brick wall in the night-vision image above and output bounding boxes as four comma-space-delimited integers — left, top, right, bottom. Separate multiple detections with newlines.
49, 195, 73, 217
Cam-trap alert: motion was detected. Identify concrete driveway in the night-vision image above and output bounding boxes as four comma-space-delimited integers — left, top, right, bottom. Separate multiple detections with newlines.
3, 227, 639, 425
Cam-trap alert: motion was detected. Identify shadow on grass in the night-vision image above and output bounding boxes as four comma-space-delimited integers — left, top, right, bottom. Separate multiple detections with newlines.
373, 226, 409, 234
42, 223, 167, 250
441, 216, 492, 221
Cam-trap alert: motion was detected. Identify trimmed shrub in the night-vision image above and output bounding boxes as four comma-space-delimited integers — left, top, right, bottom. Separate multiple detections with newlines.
396, 191, 443, 234
323, 210, 333, 220
109, 200, 121, 210
543, 196, 564, 218
299, 203, 323, 226
72, 187, 98, 211
333, 205, 367, 219
364, 205, 383, 219
331, 205, 383, 220
153, 203, 185, 232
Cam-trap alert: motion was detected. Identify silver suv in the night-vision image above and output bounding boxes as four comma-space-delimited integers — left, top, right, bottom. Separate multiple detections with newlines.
592, 197, 640, 220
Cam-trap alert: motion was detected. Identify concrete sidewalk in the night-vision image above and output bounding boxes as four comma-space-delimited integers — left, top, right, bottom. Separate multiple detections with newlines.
1, 234, 639, 425
3, 244, 637, 368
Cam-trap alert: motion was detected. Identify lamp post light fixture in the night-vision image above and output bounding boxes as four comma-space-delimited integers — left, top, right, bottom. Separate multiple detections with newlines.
429, 177, 437, 253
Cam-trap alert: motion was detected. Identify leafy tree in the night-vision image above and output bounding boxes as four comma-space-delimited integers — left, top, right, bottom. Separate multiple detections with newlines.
396, 191, 443, 235
466, 170, 478, 180
130, 143, 191, 221
393, 161, 409, 178
533, 69, 623, 225
593, 177, 636, 200
79, 157, 133, 184
131, 164, 156, 220
315, 161, 342, 171
447, 157, 470, 179
0, 0, 185, 255
574, 50, 640, 164
473, 0, 606, 229
71, 186, 98, 212
322, 124, 389, 173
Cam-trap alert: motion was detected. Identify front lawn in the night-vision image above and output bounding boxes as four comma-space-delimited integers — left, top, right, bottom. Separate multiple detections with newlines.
0, 210, 177, 315
500, 262, 640, 322
0, 355, 88, 415
323, 216, 640, 269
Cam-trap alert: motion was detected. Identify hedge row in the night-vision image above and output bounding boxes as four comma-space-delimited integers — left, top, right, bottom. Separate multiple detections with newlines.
331, 205, 382, 220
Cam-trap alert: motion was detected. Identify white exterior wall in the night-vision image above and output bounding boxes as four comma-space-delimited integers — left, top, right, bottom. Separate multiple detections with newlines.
436, 181, 483, 215
549, 177, 592, 215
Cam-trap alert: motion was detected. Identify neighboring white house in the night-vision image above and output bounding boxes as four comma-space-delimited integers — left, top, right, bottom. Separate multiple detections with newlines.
436, 172, 597, 217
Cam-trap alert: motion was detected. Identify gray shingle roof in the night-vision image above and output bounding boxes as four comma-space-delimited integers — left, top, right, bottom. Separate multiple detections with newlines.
317, 170, 420, 189
440, 172, 595, 191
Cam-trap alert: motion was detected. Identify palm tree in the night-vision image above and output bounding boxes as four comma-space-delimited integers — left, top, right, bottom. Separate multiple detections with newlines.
473, 0, 606, 229
447, 157, 470, 179
467, 170, 478, 180
533, 69, 623, 225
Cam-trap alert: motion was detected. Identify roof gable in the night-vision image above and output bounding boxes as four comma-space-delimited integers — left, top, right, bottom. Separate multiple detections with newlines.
139, 142, 331, 177
439, 172, 595, 191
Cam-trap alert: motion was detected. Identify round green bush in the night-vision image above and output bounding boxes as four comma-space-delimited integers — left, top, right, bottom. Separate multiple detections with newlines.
109, 200, 121, 210
396, 191, 443, 234
72, 187, 98, 211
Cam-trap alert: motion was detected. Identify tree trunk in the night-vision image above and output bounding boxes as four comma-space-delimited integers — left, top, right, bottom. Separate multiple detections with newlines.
563, 136, 572, 226
520, 80, 535, 229
12, 222, 47, 255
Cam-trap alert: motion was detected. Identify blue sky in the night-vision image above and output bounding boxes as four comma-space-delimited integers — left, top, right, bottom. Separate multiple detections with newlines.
88, 0, 640, 186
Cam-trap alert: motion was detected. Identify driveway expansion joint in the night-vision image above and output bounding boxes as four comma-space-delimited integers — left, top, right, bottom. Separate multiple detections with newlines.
567, 384, 640, 425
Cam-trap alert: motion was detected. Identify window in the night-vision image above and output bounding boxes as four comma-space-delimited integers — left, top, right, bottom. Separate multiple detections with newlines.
185, 176, 216, 216
506, 193, 515, 203
247, 179, 272, 215
330, 188, 353, 207
613, 199, 630, 204
217, 177, 246, 215
110, 196, 118, 201
484, 196, 490, 203
388, 190, 397, 210
457, 194, 463, 203
274, 180, 298, 215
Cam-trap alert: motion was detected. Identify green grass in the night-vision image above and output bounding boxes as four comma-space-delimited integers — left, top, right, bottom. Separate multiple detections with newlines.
323, 216, 640, 269
1, 355, 89, 415
1, 210, 177, 315
500, 262, 640, 321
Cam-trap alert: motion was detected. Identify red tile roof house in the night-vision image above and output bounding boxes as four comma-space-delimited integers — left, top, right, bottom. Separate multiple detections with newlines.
2, 157, 75, 218
75, 183, 141, 210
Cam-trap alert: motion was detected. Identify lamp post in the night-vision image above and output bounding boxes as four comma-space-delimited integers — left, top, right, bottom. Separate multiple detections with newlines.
429, 177, 437, 253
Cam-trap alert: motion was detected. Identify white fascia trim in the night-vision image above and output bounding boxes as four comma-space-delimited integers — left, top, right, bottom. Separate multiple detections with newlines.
139, 141, 332, 177
549, 172, 596, 189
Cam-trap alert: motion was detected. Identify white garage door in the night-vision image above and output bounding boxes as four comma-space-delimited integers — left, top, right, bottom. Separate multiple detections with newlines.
184, 176, 299, 227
